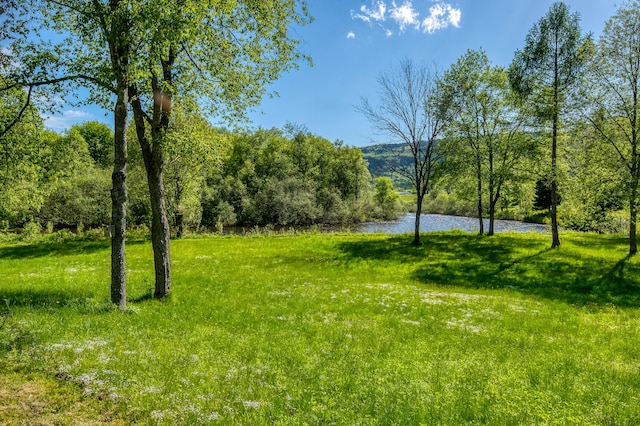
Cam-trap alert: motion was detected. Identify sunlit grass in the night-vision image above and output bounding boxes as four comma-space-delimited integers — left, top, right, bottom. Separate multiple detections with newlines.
1, 231, 640, 424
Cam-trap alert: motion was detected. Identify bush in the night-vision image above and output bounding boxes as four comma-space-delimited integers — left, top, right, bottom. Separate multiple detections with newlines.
373, 177, 403, 220
422, 192, 475, 217
21, 221, 42, 241
40, 169, 111, 228
252, 177, 321, 225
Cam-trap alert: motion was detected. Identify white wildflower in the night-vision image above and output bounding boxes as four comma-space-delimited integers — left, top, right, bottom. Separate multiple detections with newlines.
242, 400, 261, 409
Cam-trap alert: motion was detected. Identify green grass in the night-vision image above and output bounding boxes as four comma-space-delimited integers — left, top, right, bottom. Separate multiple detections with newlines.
1, 230, 640, 424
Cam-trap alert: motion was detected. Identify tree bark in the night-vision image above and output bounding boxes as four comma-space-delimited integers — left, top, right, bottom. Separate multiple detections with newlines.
147, 151, 171, 298
489, 185, 501, 237
130, 89, 171, 299
630, 196, 637, 255
414, 193, 423, 246
488, 148, 496, 236
630, 166, 638, 254
631, 89, 638, 255
475, 153, 484, 235
110, 87, 127, 310
551, 50, 561, 249
551, 112, 561, 248
488, 200, 496, 236
107, 0, 130, 310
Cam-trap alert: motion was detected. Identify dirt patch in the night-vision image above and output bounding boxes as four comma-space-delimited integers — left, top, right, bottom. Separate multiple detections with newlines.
0, 373, 126, 425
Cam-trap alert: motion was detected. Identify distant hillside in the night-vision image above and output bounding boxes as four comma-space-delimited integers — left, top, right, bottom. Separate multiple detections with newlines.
360, 143, 414, 190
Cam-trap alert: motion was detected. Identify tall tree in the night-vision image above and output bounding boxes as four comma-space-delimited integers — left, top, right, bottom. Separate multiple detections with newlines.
8, 0, 311, 303
127, 0, 311, 298
441, 49, 533, 236
509, 1, 588, 248
359, 60, 451, 245
6, 0, 136, 309
582, 0, 640, 254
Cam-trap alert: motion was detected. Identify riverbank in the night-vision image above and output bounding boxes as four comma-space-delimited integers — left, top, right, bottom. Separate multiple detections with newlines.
1, 231, 639, 424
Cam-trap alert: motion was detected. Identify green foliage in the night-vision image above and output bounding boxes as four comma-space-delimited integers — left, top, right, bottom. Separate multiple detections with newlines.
373, 177, 403, 220
163, 110, 229, 229
560, 122, 627, 233
20, 220, 41, 241
579, 0, 640, 251
39, 168, 112, 228
421, 191, 477, 217
440, 48, 538, 233
2, 232, 640, 423
203, 129, 384, 227
0, 82, 51, 225
126, 166, 153, 227
509, 2, 588, 121
72, 121, 114, 168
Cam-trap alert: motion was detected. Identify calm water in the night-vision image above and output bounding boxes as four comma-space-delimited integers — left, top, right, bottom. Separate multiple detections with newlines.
223, 213, 549, 235
355, 213, 549, 234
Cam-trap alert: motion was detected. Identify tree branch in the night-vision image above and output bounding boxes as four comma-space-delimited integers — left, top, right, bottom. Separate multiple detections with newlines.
0, 85, 32, 139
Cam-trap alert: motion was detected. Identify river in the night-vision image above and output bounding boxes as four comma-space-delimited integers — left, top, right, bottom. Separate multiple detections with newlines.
355, 213, 549, 234
223, 213, 549, 235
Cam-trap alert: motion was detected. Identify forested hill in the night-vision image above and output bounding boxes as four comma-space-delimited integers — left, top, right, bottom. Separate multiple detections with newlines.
360, 143, 414, 189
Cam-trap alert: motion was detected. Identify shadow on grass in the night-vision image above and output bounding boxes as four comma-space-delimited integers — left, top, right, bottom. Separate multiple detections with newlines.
0, 288, 114, 312
337, 233, 640, 308
0, 238, 150, 260
129, 292, 155, 303
0, 240, 109, 260
0, 288, 155, 314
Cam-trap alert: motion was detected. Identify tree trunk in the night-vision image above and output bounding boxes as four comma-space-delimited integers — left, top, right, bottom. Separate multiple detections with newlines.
630, 198, 637, 255
489, 184, 501, 237
551, 50, 561, 249
176, 211, 184, 238
147, 145, 171, 299
630, 174, 638, 254
488, 201, 496, 236
110, 88, 127, 310
414, 193, 423, 246
631, 97, 638, 255
130, 89, 171, 299
551, 113, 560, 248
475, 153, 484, 235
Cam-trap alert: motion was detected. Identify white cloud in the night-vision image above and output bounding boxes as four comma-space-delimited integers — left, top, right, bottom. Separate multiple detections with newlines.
351, 1, 461, 36
352, 1, 387, 23
390, 1, 420, 32
423, 2, 462, 34
44, 109, 93, 132
347, 31, 356, 39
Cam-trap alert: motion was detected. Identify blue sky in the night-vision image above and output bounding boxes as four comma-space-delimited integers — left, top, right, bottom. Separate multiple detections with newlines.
45, 0, 619, 147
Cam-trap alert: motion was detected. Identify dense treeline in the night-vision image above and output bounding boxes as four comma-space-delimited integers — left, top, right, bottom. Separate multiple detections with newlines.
0, 106, 404, 232
202, 129, 379, 227
129, 123, 403, 231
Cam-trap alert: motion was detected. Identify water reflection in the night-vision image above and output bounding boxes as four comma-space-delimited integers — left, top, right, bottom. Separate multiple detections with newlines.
356, 213, 549, 234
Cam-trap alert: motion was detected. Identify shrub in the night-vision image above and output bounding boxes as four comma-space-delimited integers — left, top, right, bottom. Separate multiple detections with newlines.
40, 169, 111, 228
373, 177, 403, 220
21, 221, 42, 241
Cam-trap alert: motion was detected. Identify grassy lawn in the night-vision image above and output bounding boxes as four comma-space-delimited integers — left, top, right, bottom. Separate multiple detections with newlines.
1, 230, 640, 424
